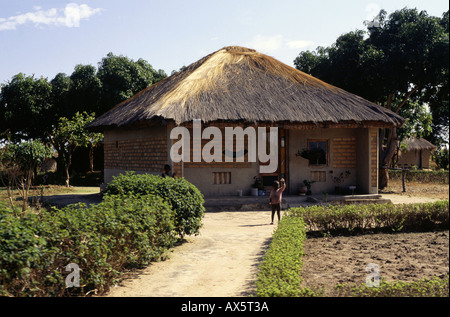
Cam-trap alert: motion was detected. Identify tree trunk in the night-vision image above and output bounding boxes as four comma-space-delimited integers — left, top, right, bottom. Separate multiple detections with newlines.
377, 86, 420, 190
89, 146, 94, 172
64, 148, 73, 187
379, 127, 398, 190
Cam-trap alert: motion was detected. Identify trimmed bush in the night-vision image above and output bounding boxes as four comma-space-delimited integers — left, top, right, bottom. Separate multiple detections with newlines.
389, 169, 449, 184
335, 275, 449, 297
0, 194, 177, 296
288, 200, 449, 234
104, 172, 205, 238
255, 215, 314, 297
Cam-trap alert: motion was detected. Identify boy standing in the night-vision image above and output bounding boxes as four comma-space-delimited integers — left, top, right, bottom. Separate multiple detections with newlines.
269, 178, 286, 224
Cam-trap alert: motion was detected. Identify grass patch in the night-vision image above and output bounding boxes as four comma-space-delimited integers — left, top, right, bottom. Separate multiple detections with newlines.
335, 275, 449, 297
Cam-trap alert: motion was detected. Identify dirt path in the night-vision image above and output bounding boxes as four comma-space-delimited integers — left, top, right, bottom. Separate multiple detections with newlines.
106, 211, 277, 297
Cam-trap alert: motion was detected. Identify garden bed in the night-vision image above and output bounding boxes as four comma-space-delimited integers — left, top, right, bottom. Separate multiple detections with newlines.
301, 230, 449, 296
255, 200, 449, 297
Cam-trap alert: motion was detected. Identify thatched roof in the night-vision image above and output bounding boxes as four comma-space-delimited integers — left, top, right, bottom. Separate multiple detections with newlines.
402, 137, 436, 151
87, 46, 405, 130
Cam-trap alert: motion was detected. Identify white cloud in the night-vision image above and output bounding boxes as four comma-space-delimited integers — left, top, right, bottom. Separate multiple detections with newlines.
0, 3, 102, 31
246, 34, 284, 52
286, 40, 315, 50
246, 34, 315, 53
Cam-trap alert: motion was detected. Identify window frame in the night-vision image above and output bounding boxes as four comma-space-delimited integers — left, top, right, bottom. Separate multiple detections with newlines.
307, 139, 329, 167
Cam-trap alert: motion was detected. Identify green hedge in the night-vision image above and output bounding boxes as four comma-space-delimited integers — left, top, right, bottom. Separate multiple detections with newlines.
255, 215, 314, 297
0, 194, 177, 296
289, 200, 449, 234
104, 172, 205, 238
335, 275, 449, 297
389, 169, 449, 184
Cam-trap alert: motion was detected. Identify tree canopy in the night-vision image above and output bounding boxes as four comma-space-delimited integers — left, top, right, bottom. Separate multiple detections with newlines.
294, 8, 449, 187
294, 8, 449, 147
0, 53, 166, 144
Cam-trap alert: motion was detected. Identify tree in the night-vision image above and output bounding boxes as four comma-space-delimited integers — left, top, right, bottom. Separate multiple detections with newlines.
97, 53, 164, 115
0, 74, 53, 142
294, 8, 449, 189
50, 73, 71, 120
49, 112, 103, 187
0, 140, 53, 213
68, 64, 103, 116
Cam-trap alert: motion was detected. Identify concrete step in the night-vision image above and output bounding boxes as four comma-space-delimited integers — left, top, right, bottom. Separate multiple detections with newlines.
203, 194, 390, 212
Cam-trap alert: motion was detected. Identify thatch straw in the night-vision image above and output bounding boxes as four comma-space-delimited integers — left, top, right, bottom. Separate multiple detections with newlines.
87, 46, 405, 130
402, 137, 436, 151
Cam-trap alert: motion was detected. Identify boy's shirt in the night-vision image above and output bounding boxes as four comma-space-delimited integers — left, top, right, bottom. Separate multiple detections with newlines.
270, 183, 286, 204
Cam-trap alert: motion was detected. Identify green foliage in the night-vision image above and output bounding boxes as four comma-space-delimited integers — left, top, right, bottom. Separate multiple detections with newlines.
104, 171, 205, 238
0, 140, 53, 212
255, 215, 314, 297
289, 200, 449, 234
1, 53, 167, 146
0, 194, 177, 296
294, 8, 449, 160
97, 53, 165, 114
433, 148, 449, 171
335, 275, 449, 297
4, 140, 53, 172
49, 111, 103, 186
0, 73, 53, 142
256, 201, 449, 297
389, 169, 449, 183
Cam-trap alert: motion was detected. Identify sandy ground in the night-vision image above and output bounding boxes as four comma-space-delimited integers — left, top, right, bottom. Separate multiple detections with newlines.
106, 211, 277, 297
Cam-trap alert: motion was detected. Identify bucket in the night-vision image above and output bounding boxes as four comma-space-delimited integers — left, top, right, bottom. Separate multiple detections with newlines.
250, 188, 258, 196
237, 190, 243, 197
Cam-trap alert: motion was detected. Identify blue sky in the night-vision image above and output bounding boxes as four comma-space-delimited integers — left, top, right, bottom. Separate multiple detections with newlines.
0, 0, 448, 85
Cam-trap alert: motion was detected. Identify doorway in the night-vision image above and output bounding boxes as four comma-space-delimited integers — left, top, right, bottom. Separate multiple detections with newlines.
259, 128, 288, 190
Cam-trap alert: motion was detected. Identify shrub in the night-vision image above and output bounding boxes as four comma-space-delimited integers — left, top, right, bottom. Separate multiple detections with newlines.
335, 275, 449, 297
288, 200, 449, 234
104, 172, 205, 238
389, 169, 449, 184
0, 194, 177, 296
255, 215, 314, 297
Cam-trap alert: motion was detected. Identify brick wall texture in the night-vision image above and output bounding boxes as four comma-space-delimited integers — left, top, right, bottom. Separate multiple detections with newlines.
104, 137, 168, 172
332, 137, 357, 168
370, 131, 378, 187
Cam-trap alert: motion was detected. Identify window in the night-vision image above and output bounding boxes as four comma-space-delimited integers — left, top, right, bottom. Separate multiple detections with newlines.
311, 171, 326, 182
213, 172, 231, 184
307, 140, 328, 166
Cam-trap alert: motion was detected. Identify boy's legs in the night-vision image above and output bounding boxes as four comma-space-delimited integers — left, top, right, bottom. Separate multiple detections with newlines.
271, 203, 281, 224
276, 203, 281, 221
271, 204, 275, 224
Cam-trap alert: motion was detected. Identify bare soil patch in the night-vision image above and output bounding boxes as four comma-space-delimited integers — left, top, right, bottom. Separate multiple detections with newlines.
301, 181, 449, 296
382, 179, 449, 201
301, 230, 449, 296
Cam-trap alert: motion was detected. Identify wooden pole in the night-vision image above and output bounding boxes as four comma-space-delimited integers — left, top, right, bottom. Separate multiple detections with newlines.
402, 169, 406, 192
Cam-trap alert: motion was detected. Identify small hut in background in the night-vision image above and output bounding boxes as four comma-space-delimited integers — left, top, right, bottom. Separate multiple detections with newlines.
397, 137, 436, 169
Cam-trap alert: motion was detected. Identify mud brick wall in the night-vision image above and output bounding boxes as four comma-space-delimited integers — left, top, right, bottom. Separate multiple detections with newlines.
104, 137, 168, 172
370, 131, 378, 187
332, 137, 357, 168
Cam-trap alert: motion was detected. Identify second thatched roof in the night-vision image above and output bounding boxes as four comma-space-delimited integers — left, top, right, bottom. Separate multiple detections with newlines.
87, 46, 405, 130
402, 137, 437, 151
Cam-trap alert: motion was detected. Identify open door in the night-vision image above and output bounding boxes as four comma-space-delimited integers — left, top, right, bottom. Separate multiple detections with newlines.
259, 128, 288, 190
